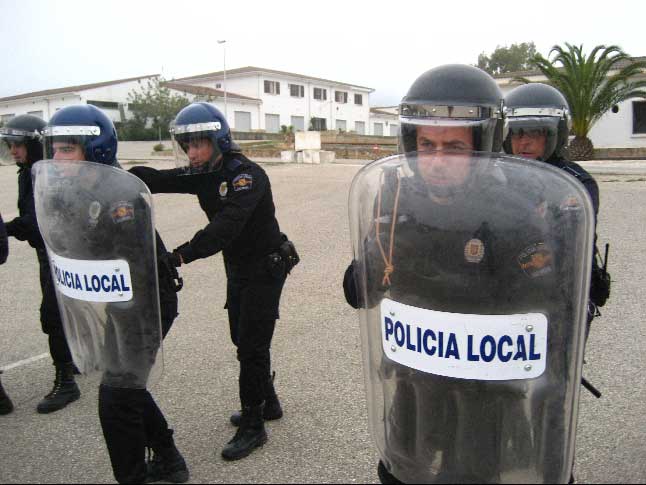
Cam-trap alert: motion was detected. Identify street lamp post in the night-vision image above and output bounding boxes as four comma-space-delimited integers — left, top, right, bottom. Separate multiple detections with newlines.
217, 40, 227, 119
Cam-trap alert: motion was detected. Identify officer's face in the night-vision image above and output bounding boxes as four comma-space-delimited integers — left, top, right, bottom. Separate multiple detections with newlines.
511, 130, 547, 160
416, 125, 474, 188
9, 142, 28, 164
187, 138, 215, 169
52, 142, 85, 162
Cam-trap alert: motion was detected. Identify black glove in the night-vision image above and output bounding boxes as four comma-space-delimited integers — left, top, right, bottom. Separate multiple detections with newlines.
159, 252, 184, 292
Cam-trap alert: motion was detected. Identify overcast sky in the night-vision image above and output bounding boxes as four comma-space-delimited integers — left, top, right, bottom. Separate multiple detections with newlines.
1, 0, 644, 106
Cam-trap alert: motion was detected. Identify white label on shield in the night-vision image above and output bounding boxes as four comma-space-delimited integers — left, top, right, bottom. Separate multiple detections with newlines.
381, 299, 548, 380
49, 252, 133, 303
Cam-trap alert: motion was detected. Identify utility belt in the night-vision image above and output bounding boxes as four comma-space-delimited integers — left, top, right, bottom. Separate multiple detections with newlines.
227, 233, 300, 279
266, 233, 301, 278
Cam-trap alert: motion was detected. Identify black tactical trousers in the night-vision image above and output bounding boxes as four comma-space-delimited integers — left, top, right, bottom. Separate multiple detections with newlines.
36, 248, 73, 365
225, 261, 285, 407
99, 385, 171, 484
98, 309, 178, 484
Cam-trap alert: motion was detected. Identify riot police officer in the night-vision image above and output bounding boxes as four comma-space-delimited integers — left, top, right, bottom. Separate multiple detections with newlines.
0, 114, 80, 414
0, 212, 12, 415
129, 102, 298, 461
344, 65, 594, 484
503, 83, 610, 330
38, 105, 188, 484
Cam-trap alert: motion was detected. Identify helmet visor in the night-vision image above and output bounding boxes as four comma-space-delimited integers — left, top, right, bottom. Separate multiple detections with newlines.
1, 128, 36, 164
399, 117, 501, 154
42, 125, 100, 162
507, 116, 560, 161
171, 121, 223, 175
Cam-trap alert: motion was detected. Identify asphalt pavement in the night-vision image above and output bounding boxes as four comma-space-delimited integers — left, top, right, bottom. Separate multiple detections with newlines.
0, 160, 645, 483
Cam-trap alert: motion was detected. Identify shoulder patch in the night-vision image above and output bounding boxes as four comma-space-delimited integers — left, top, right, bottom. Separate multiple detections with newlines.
110, 201, 135, 224
518, 242, 553, 278
233, 173, 253, 192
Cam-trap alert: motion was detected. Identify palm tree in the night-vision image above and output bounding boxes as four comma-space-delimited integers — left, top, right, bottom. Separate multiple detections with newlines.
517, 44, 646, 160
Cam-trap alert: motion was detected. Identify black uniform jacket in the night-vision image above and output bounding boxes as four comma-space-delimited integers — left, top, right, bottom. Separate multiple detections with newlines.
0, 213, 7, 265
5, 165, 45, 250
130, 153, 283, 267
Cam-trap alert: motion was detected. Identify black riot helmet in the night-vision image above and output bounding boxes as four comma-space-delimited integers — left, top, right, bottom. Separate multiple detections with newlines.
0, 114, 46, 166
399, 64, 506, 154
503, 83, 570, 162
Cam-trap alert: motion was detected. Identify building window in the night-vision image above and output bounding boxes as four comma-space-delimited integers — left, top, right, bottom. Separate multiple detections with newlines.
336, 120, 347, 132
216, 83, 222, 89
264, 80, 280, 95
87, 100, 120, 110
0, 114, 15, 124
291, 116, 305, 131
335, 91, 348, 104
373, 122, 384, 136
289, 84, 305, 98
633, 101, 646, 134
310, 117, 327, 131
355, 121, 365, 135
313, 88, 327, 101
389, 124, 399, 136
354, 94, 363, 105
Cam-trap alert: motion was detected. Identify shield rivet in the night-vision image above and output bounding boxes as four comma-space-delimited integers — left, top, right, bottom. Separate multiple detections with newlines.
391, 346, 397, 353
115, 268, 120, 273
390, 312, 395, 317
525, 325, 534, 332
524, 364, 533, 372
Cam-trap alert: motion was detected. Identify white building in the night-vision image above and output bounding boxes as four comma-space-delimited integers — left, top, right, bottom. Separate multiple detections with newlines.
0, 75, 159, 124
0, 67, 398, 137
171, 66, 384, 134
370, 107, 399, 136
495, 57, 646, 151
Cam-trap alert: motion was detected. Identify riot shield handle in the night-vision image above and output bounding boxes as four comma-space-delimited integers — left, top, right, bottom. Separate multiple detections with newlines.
582, 377, 602, 398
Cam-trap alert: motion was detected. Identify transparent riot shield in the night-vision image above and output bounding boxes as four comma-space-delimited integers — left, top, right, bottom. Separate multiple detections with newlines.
33, 160, 163, 389
349, 152, 594, 484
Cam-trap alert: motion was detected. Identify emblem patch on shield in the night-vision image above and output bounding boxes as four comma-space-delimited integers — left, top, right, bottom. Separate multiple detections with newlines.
464, 238, 485, 263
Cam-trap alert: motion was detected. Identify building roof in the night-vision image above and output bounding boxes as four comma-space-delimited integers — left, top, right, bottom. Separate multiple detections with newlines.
161, 82, 260, 102
0, 75, 159, 103
370, 107, 398, 116
494, 56, 646, 80
173, 66, 374, 92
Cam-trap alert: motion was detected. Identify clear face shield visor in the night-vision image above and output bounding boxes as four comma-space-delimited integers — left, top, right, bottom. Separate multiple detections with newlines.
171, 122, 223, 175
399, 103, 504, 153
0, 127, 41, 165
42, 125, 100, 162
507, 117, 561, 161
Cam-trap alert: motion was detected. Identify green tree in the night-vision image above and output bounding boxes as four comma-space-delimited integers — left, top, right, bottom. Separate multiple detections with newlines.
121, 78, 191, 141
478, 42, 537, 75
518, 44, 646, 160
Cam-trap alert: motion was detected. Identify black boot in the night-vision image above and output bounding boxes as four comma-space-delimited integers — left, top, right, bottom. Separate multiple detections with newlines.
37, 362, 81, 414
145, 430, 189, 484
222, 404, 268, 461
0, 372, 14, 416
230, 372, 283, 426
